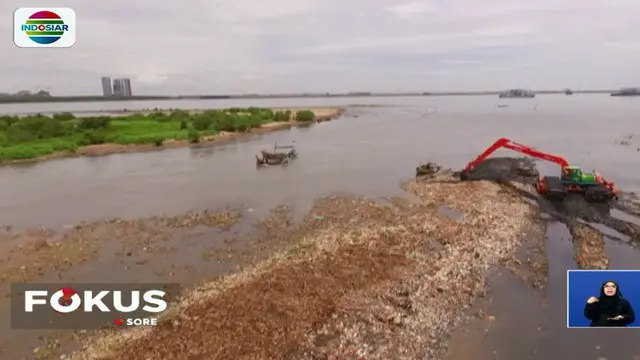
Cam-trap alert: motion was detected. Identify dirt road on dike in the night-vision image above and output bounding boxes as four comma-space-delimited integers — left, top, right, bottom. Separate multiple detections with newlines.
1, 158, 639, 360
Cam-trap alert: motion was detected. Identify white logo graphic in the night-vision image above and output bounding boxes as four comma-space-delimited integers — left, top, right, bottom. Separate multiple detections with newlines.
24, 288, 168, 327
14, 7, 76, 48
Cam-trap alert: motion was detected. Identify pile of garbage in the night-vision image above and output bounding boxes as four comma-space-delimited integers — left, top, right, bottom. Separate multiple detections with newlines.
56, 157, 640, 360
460, 157, 538, 185
67, 170, 536, 360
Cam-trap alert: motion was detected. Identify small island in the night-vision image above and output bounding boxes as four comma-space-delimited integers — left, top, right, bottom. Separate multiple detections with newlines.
0, 107, 343, 163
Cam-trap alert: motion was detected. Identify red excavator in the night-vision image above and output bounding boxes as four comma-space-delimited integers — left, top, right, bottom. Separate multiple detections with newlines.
460, 138, 618, 201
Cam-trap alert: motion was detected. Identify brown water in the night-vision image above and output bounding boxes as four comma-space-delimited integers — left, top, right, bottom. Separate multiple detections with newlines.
1, 95, 639, 230
450, 221, 640, 359
2, 95, 640, 358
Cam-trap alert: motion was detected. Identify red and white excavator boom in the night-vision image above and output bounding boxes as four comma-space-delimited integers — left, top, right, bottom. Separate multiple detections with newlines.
463, 138, 569, 172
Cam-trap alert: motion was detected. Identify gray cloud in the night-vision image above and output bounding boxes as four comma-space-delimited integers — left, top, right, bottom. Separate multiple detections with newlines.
2, 0, 639, 95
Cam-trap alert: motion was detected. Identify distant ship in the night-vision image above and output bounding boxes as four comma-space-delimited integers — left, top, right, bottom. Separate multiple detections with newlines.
498, 89, 535, 98
565, 89, 573, 95
610, 88, 640, 96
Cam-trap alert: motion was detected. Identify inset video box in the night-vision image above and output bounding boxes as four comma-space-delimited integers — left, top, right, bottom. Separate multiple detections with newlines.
567, 270, 639, 328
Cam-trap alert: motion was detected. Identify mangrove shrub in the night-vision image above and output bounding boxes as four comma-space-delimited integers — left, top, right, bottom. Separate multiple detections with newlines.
187, 129, 200, 143
274, 110, 292, 122
193, 114, 214, 131
0, 107, 319, 162
295, 110, 315, 122
52, 112, 75, 121
78, 117, 111, 130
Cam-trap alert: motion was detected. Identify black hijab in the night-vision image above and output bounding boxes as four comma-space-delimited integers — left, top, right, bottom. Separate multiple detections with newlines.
598, 280, 623, 315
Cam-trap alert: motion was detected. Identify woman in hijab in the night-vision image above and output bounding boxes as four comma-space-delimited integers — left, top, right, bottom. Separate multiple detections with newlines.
584, 280, 635, 327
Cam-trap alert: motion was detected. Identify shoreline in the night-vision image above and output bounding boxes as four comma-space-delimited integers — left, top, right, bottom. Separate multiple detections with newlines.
1, 107, 345, 166
0, 91, 617, 105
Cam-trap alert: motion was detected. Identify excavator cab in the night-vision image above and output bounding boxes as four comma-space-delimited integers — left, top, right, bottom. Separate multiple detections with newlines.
562, 166, 583, 181
562, 166, 598, 184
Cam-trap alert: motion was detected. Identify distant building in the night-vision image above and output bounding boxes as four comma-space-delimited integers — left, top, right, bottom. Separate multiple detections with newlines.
123, 78, 132, 96
101, 77, 112, 96
112, 78, 132, 97
112, 79, 123, 96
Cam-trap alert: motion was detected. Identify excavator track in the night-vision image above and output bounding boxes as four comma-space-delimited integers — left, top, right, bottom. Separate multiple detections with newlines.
585, 185, 615, 202
540, 176, 567, 199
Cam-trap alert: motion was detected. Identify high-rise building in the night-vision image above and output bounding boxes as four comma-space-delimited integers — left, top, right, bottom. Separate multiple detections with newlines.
112, 78, 132, 97
123, 78, 132, 96
112, 79, 123, 97
101, 77, 112, 96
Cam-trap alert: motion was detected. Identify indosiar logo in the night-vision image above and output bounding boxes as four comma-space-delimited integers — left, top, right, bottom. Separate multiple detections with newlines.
14, 7, 76, 48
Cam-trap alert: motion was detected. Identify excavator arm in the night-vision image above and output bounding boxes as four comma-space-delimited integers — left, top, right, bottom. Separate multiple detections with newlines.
463, 138, 570, 172
461, 137, 618, 201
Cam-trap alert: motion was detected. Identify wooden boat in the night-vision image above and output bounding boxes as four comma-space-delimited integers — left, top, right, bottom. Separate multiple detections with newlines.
256, 142, 297, 166
256, 155, 288, 166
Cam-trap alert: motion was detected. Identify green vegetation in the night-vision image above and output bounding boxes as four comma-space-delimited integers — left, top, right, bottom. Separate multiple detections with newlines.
0, 107, 318, 162
295, 110, 315, 122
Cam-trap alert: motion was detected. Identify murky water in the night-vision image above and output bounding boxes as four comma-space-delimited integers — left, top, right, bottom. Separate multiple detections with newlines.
1, 95, 639, 230
450, 220, 640, 360
2, 95, 640, 358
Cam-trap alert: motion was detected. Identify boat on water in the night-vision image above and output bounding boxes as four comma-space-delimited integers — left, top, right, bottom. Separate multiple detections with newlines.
565, 89, 573, 95
610, 88, 640, 96
256, 142, 297, 166
498, 89, 535, 98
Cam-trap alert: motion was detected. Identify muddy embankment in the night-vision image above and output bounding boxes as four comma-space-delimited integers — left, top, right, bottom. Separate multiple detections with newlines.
3, 157, 639, 359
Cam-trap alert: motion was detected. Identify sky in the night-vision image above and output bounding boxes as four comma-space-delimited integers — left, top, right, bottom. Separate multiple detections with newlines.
2, 0, 640, 95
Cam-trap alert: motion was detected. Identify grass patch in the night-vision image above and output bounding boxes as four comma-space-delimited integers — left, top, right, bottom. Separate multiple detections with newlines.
0, 107, 317, 162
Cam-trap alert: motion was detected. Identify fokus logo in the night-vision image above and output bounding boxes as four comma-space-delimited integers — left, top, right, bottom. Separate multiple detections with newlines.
11, 283, 179, 329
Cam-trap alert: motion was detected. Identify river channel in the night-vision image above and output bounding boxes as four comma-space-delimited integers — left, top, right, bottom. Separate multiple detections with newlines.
1, 95, 640, 359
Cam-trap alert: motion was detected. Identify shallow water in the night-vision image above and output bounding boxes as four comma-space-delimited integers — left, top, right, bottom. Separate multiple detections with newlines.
449, 220, 640, 360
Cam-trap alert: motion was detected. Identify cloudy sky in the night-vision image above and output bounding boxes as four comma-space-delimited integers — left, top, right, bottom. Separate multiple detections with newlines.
2, 0, 639, 95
